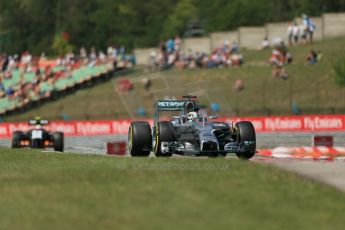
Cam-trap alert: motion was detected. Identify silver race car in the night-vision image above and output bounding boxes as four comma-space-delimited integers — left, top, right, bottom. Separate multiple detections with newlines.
128, 96, 256, 158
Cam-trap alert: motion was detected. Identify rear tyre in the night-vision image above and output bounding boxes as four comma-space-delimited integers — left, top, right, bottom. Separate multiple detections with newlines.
128, 121, 152, 157
154, 121, 176, 157
52, 132, 64, 152
235, 121, 256, 159
12, 131, 24, 148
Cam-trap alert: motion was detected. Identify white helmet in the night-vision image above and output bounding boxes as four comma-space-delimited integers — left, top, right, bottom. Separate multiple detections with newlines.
187, 112, 198, 122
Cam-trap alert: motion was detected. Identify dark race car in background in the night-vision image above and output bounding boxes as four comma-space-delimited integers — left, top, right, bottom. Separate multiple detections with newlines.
12, 117, 64, 152
128, 96, 256, 159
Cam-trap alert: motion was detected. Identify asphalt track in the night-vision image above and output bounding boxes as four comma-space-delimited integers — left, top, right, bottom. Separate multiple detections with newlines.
1, 132, 345, 192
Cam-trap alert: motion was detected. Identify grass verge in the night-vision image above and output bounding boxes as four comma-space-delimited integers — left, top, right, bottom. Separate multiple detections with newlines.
0, 147, 345, 229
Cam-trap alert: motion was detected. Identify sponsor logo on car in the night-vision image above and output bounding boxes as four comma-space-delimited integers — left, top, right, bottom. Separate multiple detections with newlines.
158, 101, 185, 108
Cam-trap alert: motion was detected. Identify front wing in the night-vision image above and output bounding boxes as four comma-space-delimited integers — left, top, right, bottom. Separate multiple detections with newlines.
160, 141, 256, 156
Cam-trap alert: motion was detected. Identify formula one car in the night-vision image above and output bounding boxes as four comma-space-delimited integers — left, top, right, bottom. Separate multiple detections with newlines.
11, 117, 64, 152
128, 96, 256, 158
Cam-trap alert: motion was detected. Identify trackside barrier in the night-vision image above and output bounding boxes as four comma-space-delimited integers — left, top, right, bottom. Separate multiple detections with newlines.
312, 135, 333, 147
1, 114, 345, 138
258, 146, 345, 160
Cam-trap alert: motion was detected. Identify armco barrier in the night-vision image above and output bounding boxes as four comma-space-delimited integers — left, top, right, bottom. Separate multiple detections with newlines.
1, 114, 345, 138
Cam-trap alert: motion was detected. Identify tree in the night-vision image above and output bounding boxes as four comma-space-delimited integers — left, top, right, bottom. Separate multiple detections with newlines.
162, 0, 198, 38
52, 33, 74, 55
1, 0, 345, 53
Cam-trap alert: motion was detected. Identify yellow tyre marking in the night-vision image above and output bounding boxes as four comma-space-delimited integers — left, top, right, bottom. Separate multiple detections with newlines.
128, 125, 133, 151
154, 124, 159, 154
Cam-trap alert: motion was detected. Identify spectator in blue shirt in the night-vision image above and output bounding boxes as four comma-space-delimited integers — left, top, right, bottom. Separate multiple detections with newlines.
302, 14, 316, 43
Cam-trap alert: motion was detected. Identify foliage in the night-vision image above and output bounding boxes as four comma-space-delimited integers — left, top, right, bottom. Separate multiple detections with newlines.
162, 0, 198, 38
52, 33, 74, 55
0, 0, 345, 54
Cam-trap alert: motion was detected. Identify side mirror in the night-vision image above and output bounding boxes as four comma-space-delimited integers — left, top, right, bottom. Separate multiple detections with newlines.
209, 115, 218, 119
40, 120, 49, 125
28, 119, 37, 125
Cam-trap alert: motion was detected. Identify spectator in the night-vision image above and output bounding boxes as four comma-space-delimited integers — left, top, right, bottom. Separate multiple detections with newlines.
287, 22, 293, 46
1, 54, 9, 72
89, 47, 97, 62
0, 78, 5, 98
222, 41, 230, 53
303, 14, 316, 43
307, 50, 318, 65
119, 46, 125, 56
230, 41, 239, 54
166, 38, 175, 53
262, 37, 270, 50
147, 50, 157, 71
292, 22, 300, 44
285, 52, 293, 64
234, 79, 244, 92
174, 36, 181, 52
141, 77, 152, 91
98, 51, 107, 63
230, 53, 243, 66
6, 86, 15, 98
300, 23, 308, 45
269, 39, 289, 80
4, 71, 12, 79
148, 36, 245, 70
167, 52, 176, 67
107, 45, 114, 57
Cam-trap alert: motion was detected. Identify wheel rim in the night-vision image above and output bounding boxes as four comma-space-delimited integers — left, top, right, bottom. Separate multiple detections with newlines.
128, 126, 133, 152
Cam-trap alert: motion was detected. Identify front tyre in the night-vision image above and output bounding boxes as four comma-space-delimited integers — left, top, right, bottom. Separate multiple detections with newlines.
235, 121, 256, 159
128, 121, 152, 157
52, 132, 64, 152
154, 121, 176, 157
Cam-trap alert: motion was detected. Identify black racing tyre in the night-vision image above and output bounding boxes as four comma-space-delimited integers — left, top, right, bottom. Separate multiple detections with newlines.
128, 121, 152, 157
153, 121, 176, 157
12, 131, 24, 148
235, 121, 256, 159
52, 132, 64, 152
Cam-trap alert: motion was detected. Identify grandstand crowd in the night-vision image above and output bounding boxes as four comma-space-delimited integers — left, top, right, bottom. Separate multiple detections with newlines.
148, 36, 244, 71
147, 14, 320, 77
0, 46, 135, 114
0, 13, 323, 114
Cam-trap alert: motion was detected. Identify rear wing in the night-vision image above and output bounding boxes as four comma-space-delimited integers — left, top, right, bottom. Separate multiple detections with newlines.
28, 119, 49, 126
156, 101, 186, 111
154, 99, 199, 121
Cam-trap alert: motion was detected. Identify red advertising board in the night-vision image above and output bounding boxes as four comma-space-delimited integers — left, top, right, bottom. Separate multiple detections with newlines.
313, 136, 334, 147
106, 141, 127, 155
0, 114, 345, 138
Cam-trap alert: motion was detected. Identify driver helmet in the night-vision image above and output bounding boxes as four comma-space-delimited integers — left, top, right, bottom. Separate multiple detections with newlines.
187, 112, 198, 122
35, 124, 42, 130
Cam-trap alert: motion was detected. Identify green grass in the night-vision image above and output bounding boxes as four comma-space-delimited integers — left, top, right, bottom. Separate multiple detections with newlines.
1, 147, 345, 230
5, 37, 345, 121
